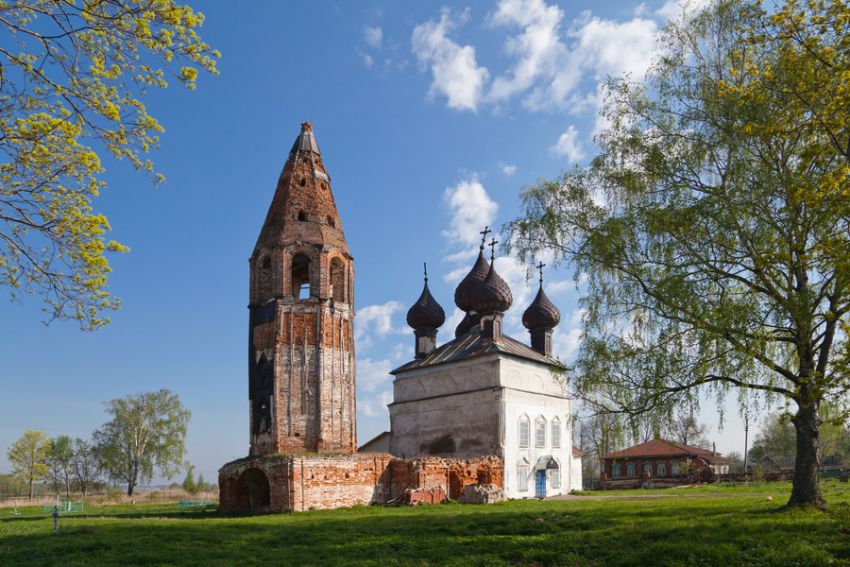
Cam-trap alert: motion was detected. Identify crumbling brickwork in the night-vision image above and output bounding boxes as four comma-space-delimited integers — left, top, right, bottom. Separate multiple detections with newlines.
247, 122, 356, 456
218, 454, 504, 513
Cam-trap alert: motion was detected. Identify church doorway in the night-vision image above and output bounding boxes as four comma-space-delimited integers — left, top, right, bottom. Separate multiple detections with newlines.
535, 470, 547, 498
237, 468, 271, 511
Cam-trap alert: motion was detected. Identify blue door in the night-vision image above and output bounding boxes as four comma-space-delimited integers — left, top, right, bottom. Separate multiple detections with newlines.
535, 470, 547, 498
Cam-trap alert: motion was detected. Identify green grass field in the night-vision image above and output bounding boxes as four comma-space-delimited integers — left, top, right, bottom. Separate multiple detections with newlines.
2, 481, 850, 566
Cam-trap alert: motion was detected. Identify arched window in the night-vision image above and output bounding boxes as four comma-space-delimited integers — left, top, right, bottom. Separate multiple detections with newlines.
299, 177, 307, 187
326, 215, 336, 228
329, 258, 345, 303
535, 417, 546, 448
548, 459, 561, 489
518, 416, 530, 448
291, 254, 311, 300
517, 459, 529, 492
551, 417, 561, 448
297, 210, 308, 221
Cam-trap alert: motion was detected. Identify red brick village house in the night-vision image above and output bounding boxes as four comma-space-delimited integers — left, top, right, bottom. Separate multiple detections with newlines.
601, 439, 732, 489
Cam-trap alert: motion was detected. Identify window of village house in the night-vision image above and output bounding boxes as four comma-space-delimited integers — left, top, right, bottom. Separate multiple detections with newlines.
551, 417, 561, 448
517, 462, 529, 492
518, 416, 530, 448
291, 254, 311, 300
671, 461, 680, 476
548, 467, 561, 489
643, 461, 652, 475
330, 258, 345, 303
627, 462, 637, 477
612, 463, 621, 478
657, 462, 667, 477
535, 417, 546, 448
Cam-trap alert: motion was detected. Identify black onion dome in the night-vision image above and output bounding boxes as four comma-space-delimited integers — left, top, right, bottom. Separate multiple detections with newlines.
406, 280, 446, 330
469, 261, 513, 313
454, 249, 490, 312
522, 284, 560, 330
454, 312, 482, 338
455, 313, 473, 338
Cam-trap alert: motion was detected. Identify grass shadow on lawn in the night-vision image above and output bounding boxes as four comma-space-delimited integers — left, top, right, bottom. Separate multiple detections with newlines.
2, 495, 850, 566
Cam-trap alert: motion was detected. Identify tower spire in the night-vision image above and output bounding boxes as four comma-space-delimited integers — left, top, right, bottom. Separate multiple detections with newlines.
248, 122, 356, 456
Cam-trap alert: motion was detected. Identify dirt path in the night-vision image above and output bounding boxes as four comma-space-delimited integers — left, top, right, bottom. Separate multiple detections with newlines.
550, 491, 766, 501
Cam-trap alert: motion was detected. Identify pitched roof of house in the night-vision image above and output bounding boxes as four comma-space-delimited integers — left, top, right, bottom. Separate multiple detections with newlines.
391, 328, 563, 374
603, 438, 728, 462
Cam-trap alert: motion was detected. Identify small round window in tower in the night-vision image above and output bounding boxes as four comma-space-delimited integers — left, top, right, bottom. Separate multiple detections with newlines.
297, 210, 308, 221
327, 216, 335, 228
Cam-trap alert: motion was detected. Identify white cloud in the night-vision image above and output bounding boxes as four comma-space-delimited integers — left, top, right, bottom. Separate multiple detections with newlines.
364, 25, 383, 48
499, 162, 517, 176
359, 389, 394, 417
357, 357, 392, 392
412, 8, 490, 112
571, 14, 658, 82
551, 308, 586, 361
550, 124, 585, 162
656, 0, 710, 22
487, 0, 567, 102
355, 300, 403, 350
357, 49, 374, 69
441, 176, 499, 248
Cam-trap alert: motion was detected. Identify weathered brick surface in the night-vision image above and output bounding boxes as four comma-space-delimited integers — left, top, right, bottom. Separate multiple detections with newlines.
219, 454, 504, 513
246, 123, 357, 457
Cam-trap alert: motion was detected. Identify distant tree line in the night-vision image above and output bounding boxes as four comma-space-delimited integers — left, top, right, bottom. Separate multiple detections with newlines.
3, 389, 204, 499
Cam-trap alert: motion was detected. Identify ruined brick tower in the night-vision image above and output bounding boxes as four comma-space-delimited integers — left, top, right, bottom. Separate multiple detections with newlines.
247, 122, 356, 456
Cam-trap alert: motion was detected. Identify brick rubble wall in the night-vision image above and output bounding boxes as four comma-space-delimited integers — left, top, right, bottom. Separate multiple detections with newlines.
219, 454, 504, 513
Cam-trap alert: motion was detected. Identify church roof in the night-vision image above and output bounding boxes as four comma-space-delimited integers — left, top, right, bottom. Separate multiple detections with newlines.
391, 328, 563, 374
603, 439, 729, 462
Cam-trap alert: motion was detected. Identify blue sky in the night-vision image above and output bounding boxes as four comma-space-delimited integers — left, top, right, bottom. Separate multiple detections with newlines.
0, 0, 753, 483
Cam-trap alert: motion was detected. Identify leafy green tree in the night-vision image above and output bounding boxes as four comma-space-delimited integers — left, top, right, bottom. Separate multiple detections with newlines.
195, 473, 213, 493
508, 0, 850, 508
0, 0, 219, 329
6, 429, 50, 499
46, 435, 74, 498
181, 463, 196, 494
70, 437, 101, 499
93, 389, 190, 496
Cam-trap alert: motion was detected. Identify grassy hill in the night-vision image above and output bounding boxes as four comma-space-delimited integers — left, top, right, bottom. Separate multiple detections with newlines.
2, 481, 850, 566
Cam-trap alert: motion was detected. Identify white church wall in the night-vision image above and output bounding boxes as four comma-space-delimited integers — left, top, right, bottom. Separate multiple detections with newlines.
499, 357, 574, 499
390, 355, 503, 458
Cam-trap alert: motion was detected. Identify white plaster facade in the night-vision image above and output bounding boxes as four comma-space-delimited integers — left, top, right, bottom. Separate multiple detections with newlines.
389, 352, 582, 498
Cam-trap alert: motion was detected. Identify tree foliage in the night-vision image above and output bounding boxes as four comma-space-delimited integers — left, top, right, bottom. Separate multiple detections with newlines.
6, 428, 50, 498
508, 0, 850, 507
45, 434, 74, 497
70, 437, 100, 498
0, 0, 219, 329
666, 414, 710, 448
93, 388, 189, 496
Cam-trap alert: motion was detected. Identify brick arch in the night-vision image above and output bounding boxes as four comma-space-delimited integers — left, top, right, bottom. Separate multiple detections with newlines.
236, 468, 270, 511
283, 246, 320, 298
253, 251, 277, 303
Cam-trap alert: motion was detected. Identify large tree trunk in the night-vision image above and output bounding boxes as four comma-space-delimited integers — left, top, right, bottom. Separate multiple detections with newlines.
788, 398, 826, 508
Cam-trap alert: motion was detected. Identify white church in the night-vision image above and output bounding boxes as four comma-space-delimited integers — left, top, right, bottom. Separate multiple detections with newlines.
369, 235, 582, 498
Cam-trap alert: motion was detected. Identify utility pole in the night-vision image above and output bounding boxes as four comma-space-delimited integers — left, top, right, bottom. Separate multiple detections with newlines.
743, 413, 750, 476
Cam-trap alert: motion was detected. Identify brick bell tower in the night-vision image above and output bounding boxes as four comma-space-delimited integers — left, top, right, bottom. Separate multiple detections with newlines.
247, 122, 356, 456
